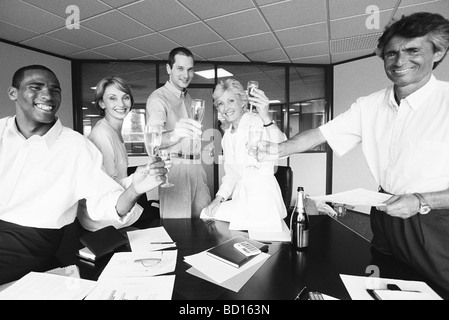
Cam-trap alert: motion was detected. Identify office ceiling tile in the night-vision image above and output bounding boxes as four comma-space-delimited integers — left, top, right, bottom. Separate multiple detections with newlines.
228, 33, 279, 54
161, 22, 222, 47
206, 9, 269, 39
93, 43, 148, 60
330, 10, 394, 39
0, 21, 38, 43
22, 0, 112, 19
190, 41, 239, 60
329, 0, 397, 20
209, 54, 250, 62
101, 0, 140, 8
260, 0, 327, 31
276, 23, 328, 47
121, 0, 198, 31
245, 48, 288, 63
291, 55, 331, 65
47, 27, 115, 50
0, 0, 65, 33
285, 42, 329, 60
0, 0, 447, 66
21, 35, 85, 56
82, 11, 151, 41
124, 33, 179, 55
69, 50, 114, 60
395, 1, 449, 18
179, 0, 254, 19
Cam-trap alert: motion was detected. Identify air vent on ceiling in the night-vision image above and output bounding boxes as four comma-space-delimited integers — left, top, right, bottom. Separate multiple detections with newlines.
330, 32, 383, 54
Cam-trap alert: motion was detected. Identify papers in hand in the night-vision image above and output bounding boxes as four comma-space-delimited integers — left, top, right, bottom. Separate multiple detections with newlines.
310, 188, 392, 207
340, 274, 443, 300
127, 226, 176, 252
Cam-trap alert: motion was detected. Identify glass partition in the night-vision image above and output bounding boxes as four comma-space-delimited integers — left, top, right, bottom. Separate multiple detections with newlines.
78, 61, 328, 156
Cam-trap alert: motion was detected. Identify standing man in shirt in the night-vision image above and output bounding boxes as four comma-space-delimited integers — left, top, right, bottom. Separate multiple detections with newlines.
146, 47, 211, 219
257, 12, 449, 291
0, 65, 167, 284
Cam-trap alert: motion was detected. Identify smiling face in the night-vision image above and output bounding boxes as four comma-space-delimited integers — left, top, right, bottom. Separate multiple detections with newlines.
8, 68, 61, 135
167, 53, 194, 91
215, 90, 246, 127
383, 35, 444, 99
99, 84, 132, 122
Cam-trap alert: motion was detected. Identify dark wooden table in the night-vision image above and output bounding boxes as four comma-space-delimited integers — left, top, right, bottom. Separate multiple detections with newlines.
55, 213, 449, 300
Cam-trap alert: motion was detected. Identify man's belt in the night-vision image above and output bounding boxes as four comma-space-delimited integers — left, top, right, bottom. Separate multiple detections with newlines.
170, 152, 200, 160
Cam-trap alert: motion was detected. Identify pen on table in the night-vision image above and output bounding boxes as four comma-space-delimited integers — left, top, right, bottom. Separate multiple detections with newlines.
294, 286, 308, 300
134, 258, 161, 263
150, 241, 176, 245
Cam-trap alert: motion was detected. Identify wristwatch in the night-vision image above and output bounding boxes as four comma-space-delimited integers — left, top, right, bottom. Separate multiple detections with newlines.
413, 193, 431, 215
263, 120, 275, 127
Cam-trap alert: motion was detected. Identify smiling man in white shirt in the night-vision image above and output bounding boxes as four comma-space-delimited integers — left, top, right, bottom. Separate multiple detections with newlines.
257, 12, 449, 292
0, 65, 167, 285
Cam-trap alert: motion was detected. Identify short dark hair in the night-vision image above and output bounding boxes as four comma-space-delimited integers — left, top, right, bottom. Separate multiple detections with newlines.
12, 65, 57, 89
376, 12, 449, 69
93, 76, 134, 116
167, 47, 194, 68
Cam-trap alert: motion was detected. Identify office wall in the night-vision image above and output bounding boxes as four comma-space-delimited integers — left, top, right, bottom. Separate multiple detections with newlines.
0, 42, 73, 128
334, 55, 449, 213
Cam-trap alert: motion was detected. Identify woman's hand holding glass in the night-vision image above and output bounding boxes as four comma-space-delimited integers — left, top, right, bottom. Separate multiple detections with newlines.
158, 148, 173, 188
247, 87, 271, 122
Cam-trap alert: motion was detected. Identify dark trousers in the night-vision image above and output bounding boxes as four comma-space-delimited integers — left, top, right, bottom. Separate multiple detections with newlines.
371, 204, 449, 292
0, 220, 63, 285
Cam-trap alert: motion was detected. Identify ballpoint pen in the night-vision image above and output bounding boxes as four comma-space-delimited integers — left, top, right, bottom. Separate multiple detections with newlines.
150, 241, 176, 245
294, 286, 308, 300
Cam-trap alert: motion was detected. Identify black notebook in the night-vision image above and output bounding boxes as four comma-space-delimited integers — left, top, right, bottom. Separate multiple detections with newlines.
79, 225, 128, 260
206, 236, 268, 268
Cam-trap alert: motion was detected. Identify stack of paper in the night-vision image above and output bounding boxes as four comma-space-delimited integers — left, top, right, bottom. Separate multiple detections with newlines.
184, 249, 270, 292
340, 274, 443, 300
0, 272, 96, 300
127, 226, 176, 252
88, 250, 177, 300
84, 275, 175, 300
98, 250, 177, 279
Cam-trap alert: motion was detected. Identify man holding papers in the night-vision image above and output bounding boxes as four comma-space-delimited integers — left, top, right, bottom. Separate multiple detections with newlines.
256, 12, 449, 292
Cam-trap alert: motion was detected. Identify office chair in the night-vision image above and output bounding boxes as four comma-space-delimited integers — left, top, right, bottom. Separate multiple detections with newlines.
274, 165, 293, 211
127, 166, 160, 220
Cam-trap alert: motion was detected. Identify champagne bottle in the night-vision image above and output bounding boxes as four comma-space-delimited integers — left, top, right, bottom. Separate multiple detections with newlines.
290, 187, 309, 250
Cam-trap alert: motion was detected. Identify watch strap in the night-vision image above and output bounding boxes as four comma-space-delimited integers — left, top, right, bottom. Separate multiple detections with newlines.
413, 193, 430, 214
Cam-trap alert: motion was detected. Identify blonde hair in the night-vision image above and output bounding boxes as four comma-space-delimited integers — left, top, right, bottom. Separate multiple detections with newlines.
212, 78, 248, 131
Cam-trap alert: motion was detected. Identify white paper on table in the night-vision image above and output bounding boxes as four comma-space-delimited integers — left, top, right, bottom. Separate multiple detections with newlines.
184, 251, 270, 284
248, 220, 290, 242
127, 226, 176, 252
187, 258, 267, 292
85, 275, 175, 300
99, 250, 177, 279
310, 188, 392, 207
0, 272, 96, 300
340, 274, 442, 300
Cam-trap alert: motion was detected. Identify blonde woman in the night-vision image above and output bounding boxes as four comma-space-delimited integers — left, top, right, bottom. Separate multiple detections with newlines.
204, 78, 287, 232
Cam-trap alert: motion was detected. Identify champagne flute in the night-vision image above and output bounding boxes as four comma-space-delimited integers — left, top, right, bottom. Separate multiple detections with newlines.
159, 149, 173, 188
247, 125, 263, 169
247, 80, 259, 113
144, 125, 162, 169
191, 98, 205, 141
191, 98, 205, 123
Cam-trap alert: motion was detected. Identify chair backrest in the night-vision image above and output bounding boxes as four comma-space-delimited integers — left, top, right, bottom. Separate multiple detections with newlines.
274, 165, 293, 210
